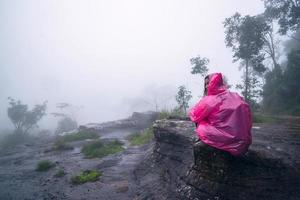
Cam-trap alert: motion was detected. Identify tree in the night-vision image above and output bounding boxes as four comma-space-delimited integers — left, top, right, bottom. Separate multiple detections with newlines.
55, 117, 78, 134
263, 0, 300, 36
51, 102, 80, 134
7, 98, 47, 134
280, 50, 300, 114
261, 20, 281, 70
175, 85, 192, 115
224, 13, 269, 104
190, 56, 209, 77
260, 0, 300, 114
262, 66, 284, 113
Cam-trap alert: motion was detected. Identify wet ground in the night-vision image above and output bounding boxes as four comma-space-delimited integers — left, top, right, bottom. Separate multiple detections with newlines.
0, 128, 152, 200
0, 116, 299, 200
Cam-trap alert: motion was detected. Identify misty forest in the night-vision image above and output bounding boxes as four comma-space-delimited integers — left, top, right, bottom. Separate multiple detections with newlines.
0, 0, 300, 200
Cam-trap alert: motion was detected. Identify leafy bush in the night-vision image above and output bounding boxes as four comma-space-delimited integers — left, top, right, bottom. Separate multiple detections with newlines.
126, 128, 154, 146
36, 160, 55, 171
81, 139, 124, 158
71, 170, 101, 185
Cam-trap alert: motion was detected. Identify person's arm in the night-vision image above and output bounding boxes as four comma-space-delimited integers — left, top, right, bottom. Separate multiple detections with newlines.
189, 97, 213, 124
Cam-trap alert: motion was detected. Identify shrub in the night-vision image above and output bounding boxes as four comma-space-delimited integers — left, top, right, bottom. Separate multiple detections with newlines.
81, 139, 124, 159
126, 128, 154, 146
71, 170, 101, 185
36, 160, 55, 171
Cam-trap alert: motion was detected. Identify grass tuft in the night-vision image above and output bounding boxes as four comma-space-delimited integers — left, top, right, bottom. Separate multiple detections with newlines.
54, 169, 66, 177
59, 130, 98, 143
81, 139, 124, 159
36, 160, 55, 171
126, 128, 154, 146
71, 170, 101, 185
52, 139, 74, 151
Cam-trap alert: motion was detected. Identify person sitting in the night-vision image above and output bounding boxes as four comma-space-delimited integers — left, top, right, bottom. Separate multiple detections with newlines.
189, 73, 252, 156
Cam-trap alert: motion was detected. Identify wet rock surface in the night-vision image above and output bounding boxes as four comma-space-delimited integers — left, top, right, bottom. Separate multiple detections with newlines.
133, 117, 300, 200
0, 112, 157, 200
1, 113, 300, 200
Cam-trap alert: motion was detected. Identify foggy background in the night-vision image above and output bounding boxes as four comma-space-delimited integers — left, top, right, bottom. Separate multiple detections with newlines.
0, 0, 265, 131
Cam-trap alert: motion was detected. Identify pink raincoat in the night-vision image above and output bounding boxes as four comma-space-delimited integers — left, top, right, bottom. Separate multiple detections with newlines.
189, 73, 252, 156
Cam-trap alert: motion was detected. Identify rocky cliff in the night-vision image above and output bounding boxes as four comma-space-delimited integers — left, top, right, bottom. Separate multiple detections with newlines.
133, 118, 300, 200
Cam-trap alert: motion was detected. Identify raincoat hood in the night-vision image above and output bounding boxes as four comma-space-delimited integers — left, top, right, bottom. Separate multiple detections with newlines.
207, 73, 227, 95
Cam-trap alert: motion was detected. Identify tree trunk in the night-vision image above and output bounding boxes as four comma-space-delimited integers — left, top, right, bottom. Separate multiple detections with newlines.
245, 59, 249, 102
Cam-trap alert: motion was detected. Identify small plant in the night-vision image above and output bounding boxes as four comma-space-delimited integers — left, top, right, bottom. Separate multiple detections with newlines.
36, 160, 55, 171
71, 170, 101, 185
81, 139, 124, 159
52, 139, 73, 151
126, 128, 154, 146
59, 130, 98, 142
54, 169, 66, 177
158, 108, 184, 120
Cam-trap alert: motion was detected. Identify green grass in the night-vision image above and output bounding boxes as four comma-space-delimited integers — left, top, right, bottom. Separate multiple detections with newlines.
253, 113, 276, 123
54, 169, 66, 177
59, 130, 99, 143
36, 160, 55, 171
158, 108, 187, 120
126, 128, 154, 146
81, 139, 124, 159
52, 139, 74, 151
71, 170, 101, 185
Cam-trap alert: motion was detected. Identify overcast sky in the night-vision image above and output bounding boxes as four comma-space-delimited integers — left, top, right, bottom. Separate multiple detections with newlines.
0, 0, 265, 130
